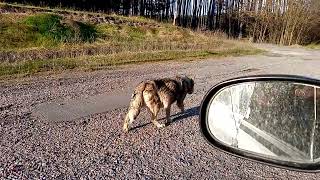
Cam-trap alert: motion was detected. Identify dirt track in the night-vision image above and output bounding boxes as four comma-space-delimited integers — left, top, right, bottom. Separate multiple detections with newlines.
1, 44, 320, 179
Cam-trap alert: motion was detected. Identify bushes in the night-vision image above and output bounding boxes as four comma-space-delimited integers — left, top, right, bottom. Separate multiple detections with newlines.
23, 13, 97, 43
0, 13, 97, 50
24, 14, 73, 42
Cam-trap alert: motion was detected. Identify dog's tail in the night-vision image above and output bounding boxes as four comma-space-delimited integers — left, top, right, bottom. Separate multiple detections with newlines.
123, 82, 147, 132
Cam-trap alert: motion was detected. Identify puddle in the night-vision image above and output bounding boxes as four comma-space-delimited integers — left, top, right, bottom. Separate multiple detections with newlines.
33, 92, 131, 122
265, 53, 283, 57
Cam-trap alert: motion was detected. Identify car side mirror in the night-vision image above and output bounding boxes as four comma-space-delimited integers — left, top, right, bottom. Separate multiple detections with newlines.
200, 75, 320, 172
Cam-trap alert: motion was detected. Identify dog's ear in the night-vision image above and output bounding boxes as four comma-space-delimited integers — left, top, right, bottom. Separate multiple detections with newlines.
184, 74, 193, 79
184, 74, 194, 82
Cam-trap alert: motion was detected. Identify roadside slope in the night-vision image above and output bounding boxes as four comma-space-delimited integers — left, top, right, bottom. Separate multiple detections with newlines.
0, 3, 261, 78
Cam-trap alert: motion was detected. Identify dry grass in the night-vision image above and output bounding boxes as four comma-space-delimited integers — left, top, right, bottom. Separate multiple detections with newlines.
0, 48, 263, 78
0, 2, 160, 26
306, 43, 320, 50
0, 12, 235, 62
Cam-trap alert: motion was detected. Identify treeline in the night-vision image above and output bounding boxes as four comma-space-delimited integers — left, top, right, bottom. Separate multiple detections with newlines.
3, 0, 320, 45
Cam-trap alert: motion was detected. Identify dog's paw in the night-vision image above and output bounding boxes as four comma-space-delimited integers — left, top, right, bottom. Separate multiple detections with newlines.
165, 122, 171, 126
156, 123, 166, 128
165, 119, 172, 126
123, 125, 129, 133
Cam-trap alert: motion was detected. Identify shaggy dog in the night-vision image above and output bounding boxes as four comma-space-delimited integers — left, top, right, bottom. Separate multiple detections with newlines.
123, 76, 194, 132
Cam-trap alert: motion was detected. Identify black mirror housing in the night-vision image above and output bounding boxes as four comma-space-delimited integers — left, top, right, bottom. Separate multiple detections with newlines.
200, 74, 320, 172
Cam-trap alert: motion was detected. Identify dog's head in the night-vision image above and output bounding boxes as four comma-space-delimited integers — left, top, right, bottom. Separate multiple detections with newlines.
181, 76, 194, 94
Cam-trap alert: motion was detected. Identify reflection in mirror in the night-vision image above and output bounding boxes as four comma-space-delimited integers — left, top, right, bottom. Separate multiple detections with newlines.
207, 81, 320, 163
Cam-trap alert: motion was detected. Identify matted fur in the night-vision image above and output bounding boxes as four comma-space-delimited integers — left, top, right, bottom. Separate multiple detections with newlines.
123, 76, 194, 132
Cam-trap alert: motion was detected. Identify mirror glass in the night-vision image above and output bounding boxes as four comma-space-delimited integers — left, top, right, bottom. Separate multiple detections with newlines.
207, 81, 320, 163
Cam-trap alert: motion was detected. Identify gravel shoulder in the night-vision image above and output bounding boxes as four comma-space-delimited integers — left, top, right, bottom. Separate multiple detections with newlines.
1, 44, 320, 179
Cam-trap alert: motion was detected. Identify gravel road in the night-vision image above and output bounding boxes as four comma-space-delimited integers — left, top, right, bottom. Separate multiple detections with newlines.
1, 44, 320, 179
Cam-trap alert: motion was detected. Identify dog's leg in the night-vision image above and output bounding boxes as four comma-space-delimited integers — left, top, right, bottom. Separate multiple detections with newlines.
143, 84, 165, 129
145, 103, 165, 129
177, 101, 185, 113
123, 114, 130, 132
164, 104, 172, 124
123, 91, 144, 132
151, 105, 165, 128
123, 108, 141, 132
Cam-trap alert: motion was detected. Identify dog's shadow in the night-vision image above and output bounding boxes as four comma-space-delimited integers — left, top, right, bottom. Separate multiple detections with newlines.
130, 106, 200, 131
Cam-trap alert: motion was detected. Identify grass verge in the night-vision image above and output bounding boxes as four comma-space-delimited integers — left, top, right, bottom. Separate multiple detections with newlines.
0, 3, 263, 79
0, 48, 263, 78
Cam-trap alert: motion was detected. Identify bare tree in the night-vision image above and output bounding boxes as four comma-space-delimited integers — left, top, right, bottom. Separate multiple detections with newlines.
4, 0, 320, 44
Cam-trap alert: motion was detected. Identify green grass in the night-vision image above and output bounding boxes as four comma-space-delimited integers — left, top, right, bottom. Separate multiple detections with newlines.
24, 14, 73, 42
0, 12, 229, 61
0, 48, 263, 78
0, 12, 214, 51
0, 13, 97, 50
0, 3, 263, 79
